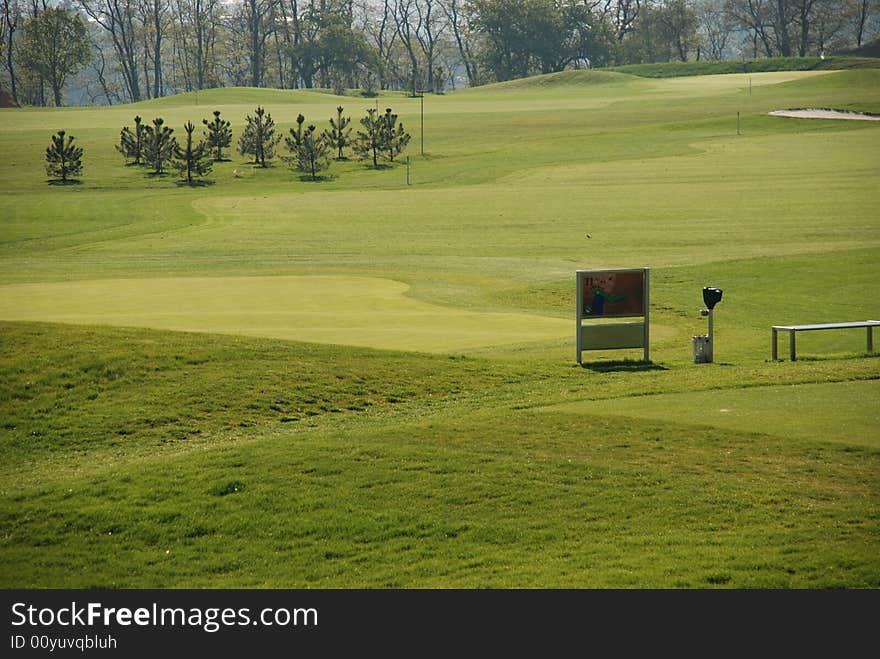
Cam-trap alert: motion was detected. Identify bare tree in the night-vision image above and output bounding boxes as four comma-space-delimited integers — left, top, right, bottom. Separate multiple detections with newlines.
282, 0, 322, 88
725, 0, 776, 57
440, 0, 477, 85
393, 0, 422, 94
654, 0, 699, 61
726, 0, 839, 58
2, 0, 22, 102
849, 0, 879, 46
597, 0, 644, 41
139, 0, 170, 98
414, 0, 446, 92
217, 5, 250, 86
274, 0, 297, 87
87, 34, 122, 103
785, 0, 821, 56
242, 0, 279, 88
696, 0, 734, 59
360, 0, 400, 89
78, 0, 144, 101
811, 0, 848, 56
171, 0, 220, 91
771, 0, 795, 56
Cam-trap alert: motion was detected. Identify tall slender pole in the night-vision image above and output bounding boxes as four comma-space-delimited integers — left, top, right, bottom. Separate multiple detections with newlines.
420, 93, 424, 156
707, 308, 715, 363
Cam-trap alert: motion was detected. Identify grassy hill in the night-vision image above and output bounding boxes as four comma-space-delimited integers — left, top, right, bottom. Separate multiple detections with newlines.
1, 66, 878, 588
607, 55, 880, 78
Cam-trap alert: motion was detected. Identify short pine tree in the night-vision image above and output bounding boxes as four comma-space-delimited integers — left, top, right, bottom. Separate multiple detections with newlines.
381, 107, 411, 162
352, 107, 384, 168
237, 106, 280, 168
202, 110, 232, 161
45, 130, 83, 183
173, 121, 213, 184
284, 114, 331, 180
142, 117, 176, 174
116, 115, 145, 165
285, 113, 306, 152
322, 105, 351, 160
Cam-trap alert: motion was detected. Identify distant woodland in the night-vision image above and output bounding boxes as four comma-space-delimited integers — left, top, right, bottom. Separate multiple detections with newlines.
2, 0, 879, 107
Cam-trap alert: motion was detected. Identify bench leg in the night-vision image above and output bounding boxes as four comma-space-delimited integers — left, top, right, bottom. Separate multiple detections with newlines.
869, 327, 874, 354
790, 331, 797, 361
772, 329, 778, 360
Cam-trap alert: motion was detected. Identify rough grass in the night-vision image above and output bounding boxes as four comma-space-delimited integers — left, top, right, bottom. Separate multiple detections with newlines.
2, 322, 878, 589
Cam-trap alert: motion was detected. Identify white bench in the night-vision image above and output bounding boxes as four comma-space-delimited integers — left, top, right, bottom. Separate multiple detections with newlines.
772, 321, 880, 361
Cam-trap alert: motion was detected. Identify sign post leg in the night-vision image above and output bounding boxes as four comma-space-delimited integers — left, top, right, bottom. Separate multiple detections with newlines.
707, 309, 714, 363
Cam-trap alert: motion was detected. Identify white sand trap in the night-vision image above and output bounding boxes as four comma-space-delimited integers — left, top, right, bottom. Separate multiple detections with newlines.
768, 108, 880, 121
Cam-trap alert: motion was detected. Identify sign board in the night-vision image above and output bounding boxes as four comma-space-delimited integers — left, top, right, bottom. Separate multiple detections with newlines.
576, 268, 649, 363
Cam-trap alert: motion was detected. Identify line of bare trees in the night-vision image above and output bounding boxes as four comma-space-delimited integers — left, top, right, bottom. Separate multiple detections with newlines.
2, 1, 878, 107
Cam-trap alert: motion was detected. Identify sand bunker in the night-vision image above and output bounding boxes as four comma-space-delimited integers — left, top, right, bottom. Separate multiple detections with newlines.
769, 108, 880, 121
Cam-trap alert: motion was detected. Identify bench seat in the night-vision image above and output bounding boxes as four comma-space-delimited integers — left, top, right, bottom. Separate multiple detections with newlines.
772, 321, 880, 361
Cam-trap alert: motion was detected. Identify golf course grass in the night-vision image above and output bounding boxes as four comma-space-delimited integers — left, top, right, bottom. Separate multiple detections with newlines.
0, 275, 572, 352
1, 64, 878, 588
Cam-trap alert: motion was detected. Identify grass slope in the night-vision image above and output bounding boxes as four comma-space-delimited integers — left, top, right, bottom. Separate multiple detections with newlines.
0, 65, 878, 588
607, 55, 880, 78
2, 321, 877, 588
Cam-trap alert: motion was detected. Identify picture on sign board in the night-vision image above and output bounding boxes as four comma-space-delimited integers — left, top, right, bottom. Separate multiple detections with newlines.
581, 270, 645, 318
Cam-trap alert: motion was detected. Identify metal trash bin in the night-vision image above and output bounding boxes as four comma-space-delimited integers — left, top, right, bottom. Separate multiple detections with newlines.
693, 334, 711, 363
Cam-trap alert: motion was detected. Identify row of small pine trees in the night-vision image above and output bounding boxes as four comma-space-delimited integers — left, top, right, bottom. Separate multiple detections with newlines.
44, 122, 216, 185
117, 116, 215, 183
116, 105, 411, 182
45, 105, 412, 185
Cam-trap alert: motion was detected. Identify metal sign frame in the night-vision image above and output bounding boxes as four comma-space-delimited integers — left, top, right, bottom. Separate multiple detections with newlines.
576, 268, 650, 363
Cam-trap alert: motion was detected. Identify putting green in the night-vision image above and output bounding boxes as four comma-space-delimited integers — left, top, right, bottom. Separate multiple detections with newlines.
542, 380, 880, 447
0, 275, 574, 353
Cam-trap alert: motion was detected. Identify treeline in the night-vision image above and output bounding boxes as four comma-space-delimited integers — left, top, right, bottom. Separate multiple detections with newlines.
3, 0, 879, 107
45, 104, 411, 184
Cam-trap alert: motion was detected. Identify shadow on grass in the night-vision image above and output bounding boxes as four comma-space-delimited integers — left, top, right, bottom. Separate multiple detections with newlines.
769, 352, 880, 364
174, 179, 216, 188
578, 359, 668, 373
46, 179, 83, 186
297, 173, 336, 183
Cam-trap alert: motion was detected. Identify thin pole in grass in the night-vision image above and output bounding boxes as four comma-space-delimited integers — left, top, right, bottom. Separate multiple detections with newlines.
419, 91, 424, 155
415, 89, 429, 156
406, 155, 411, 185
737, 111, 741, 136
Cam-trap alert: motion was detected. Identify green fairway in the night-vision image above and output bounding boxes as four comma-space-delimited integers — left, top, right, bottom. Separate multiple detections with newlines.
1, 65, 878, 589
544, 380, 880, 447
0, 275, 570, 352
